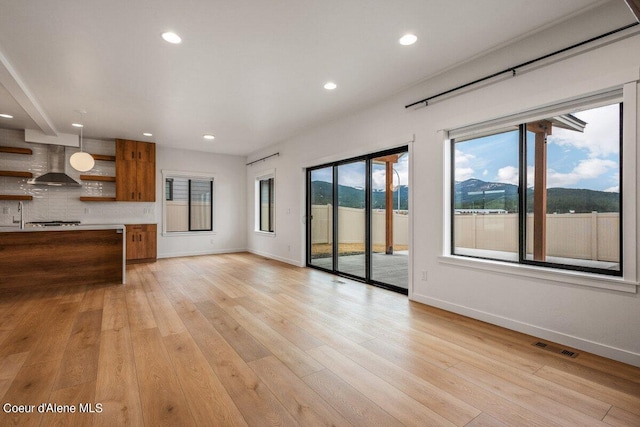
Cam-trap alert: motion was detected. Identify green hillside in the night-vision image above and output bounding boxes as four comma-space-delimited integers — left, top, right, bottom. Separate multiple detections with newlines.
311, 179, 619, 213
454, 179, 619, 213
310, 181, 409, 210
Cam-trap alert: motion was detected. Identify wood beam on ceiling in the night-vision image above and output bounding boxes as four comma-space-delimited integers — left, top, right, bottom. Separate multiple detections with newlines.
373, 154, 399, 164
625, 0, 640, 22
0, 49, 58, 136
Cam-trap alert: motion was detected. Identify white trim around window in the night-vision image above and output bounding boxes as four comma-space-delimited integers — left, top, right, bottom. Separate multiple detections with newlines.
254, 169, 276, 235
441, 82, 638, 293
161, 169, 216, 236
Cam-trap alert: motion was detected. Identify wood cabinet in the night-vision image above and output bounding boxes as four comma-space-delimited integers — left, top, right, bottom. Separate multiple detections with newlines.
126, 224, 157, 263
116, 139, 156, 202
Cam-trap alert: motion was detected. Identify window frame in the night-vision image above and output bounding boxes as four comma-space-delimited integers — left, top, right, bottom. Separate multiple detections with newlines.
450, 127, 521, 264
162, 170, 216, 236
255, 170, 276, 235
442, 85, 637, 292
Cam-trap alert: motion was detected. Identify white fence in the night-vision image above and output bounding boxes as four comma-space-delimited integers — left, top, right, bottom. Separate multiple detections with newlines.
454, 212, 619, 262
311, 204, 408, 246
310, 206, 618, 262
166, 201, 211, 232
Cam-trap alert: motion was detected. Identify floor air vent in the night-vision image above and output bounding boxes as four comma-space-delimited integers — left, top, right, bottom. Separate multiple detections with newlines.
532, 341, 578, 358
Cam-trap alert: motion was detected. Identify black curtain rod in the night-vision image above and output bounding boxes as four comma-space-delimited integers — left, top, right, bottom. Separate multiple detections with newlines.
246, 152, 280, 166
405, 22, 639, 109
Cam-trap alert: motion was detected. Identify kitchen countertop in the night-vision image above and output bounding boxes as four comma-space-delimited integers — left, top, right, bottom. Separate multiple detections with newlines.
0, 224, 126, 232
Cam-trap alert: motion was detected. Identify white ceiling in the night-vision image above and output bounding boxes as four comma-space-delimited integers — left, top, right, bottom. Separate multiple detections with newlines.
0, 0, 620, 155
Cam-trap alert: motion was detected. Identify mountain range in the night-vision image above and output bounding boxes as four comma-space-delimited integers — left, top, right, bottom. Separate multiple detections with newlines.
310, 179, 619, 213
311, 181, 409, 210
454, 178, 619, 213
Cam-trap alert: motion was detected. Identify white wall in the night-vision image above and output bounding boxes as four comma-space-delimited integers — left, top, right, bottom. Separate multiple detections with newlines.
156, 146, 247, 258
246, 2, 640, 366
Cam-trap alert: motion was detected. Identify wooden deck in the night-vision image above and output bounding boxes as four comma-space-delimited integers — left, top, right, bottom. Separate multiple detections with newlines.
0, 252, 638, 426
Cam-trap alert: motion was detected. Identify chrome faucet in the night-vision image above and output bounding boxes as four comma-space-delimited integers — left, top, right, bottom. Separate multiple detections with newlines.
12, 201, 24, 229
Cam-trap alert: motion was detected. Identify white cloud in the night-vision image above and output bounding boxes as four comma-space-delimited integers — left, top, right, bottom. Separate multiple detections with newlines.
547, 158, 617, 188
454, 149, 475, 181
573, 158, 616, 178
455, 149, 475, 167
337, 162, 366, 188
370, 152, 409, 190
371, 168, 386, 190
455, 167, 474, 182
520, 158, 616, 188
495, 166, 519, 185
604, 186, 619, 193
549, 103, 619, 158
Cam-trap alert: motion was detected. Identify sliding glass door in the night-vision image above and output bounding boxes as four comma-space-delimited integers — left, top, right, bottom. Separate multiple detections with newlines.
306, 146, 409, 293
337, 160, 367, 279
308, 166, 334, 270
371, 152, 409, 288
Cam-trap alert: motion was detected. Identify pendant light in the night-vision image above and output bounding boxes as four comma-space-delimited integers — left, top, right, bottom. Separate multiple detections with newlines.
69, 113, 95, 172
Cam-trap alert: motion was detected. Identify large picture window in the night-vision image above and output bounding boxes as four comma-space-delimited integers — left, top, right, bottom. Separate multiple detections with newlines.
164, 175, 214, 233
452, 100, 622, 276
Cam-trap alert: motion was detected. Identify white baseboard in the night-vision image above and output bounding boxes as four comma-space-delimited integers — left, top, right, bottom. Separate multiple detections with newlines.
157, 248, 247, 259
248, 249, 304, 267
411, 293, 640, 368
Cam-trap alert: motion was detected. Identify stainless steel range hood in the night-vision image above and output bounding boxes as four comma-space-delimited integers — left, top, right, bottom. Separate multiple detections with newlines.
28, 145, 81, 187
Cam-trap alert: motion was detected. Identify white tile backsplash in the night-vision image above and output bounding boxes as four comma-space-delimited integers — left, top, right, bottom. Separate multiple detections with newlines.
0, 128, 156, 226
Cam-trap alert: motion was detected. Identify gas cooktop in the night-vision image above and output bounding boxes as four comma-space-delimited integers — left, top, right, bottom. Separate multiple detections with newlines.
26, 221, 81, 227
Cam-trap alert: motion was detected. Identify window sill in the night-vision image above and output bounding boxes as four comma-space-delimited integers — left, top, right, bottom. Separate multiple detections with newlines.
438, 255, 637, 294
254, 230, 276, 237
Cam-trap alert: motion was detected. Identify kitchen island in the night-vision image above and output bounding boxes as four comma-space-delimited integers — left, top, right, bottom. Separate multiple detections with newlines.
0, 224, 126, 291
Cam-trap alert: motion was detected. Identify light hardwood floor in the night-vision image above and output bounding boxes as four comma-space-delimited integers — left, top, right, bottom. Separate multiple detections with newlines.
0, 252, 639, 426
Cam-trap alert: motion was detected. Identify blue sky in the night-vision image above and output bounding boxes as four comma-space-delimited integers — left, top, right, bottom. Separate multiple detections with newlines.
310, 152, 409, 191
455, 103, 620, 192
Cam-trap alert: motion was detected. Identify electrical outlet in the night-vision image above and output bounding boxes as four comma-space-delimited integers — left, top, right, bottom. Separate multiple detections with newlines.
421, 271, 428, 281
2, 207, 8, 214
287, 245, 291, 252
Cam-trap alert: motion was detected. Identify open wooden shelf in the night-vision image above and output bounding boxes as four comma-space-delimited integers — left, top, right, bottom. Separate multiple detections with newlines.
0, 146, 32, 155
0, 195, 33, 201
79, 196, 117, 202
89, 154, 116, 161
0, 170, 33, 178
80, 175, 116, 182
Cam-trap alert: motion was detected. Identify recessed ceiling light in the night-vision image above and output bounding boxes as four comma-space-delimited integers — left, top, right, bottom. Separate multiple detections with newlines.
71, 123, 84, 128
399, 33, 418, 46
323, 82, 337, 90
162, 32, 182, 44
0, 113, 13, 119
143, 132, 153, 137
203, 134, 215, 140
